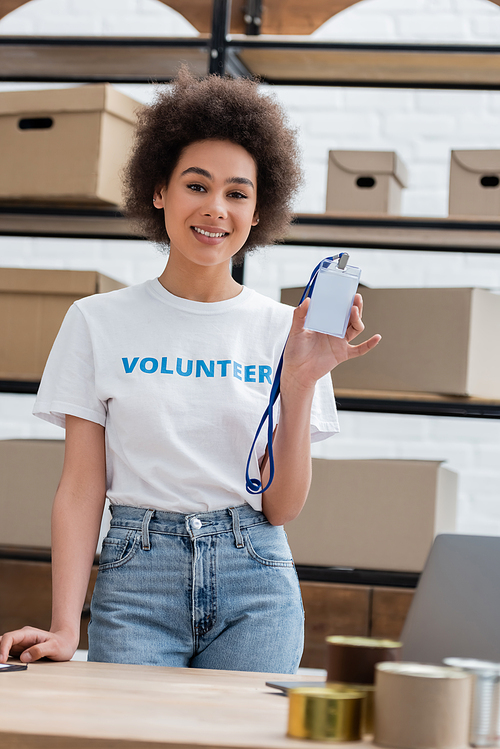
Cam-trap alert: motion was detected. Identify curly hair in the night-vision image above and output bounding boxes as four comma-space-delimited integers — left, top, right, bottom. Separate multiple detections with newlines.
122, 67, 303, 265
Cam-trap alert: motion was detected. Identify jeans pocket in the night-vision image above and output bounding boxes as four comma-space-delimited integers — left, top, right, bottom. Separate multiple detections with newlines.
243, 523, 294, 567
98, 528, 141, 571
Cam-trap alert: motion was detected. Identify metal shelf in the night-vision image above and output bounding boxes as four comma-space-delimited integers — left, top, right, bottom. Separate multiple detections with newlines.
0, 36, 211, 83
289, 214, 500, 253
2, 206, 500, 253
0, 380, 38, 394
2, 36, 500, 88
230, 39, 500, 89
334, 390, 500, 419
296, 565, 420, 588
3, 379, 499, 419
0, 205, 136, 240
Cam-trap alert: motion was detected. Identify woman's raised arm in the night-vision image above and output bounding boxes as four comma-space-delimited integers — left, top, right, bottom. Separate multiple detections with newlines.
261, 295, 380, 526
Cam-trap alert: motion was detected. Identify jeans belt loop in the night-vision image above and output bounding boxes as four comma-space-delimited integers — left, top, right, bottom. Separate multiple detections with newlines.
228, 507, 245, 549
141, 509, 155, 550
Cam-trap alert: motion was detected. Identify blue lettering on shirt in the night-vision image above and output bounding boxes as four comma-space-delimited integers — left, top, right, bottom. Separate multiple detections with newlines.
176, 358, 193, 377
196, 360, 215, 378
161, 357, 173, 375
140, 358, 158, 373
259, 365, 272, 384
122, 356, 273, 384
244, 365, 256, 383
122, 357, 139, 373
217, 360, 231, 377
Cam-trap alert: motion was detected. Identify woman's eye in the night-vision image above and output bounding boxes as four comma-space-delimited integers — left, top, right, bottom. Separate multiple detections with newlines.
229, 191, 247, 199
187, 183, 206, 192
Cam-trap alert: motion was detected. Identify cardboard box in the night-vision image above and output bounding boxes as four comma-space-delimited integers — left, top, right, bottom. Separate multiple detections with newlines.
286, 459, 457, 573
449, 150, 500, 217
0, 439, 65, 549
281, 285, 500, 398
326, 150, 408, 215
0, 84, 140, 205
0, 267, 125, 380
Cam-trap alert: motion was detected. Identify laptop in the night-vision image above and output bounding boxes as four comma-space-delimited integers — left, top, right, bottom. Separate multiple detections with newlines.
401, 534, 500, 665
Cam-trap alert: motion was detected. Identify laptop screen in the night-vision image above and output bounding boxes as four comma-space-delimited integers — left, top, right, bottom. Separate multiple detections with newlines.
401, 534, 500, 665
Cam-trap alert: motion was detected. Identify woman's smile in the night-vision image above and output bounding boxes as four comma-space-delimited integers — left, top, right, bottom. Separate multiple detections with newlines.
191, 224, 230, 242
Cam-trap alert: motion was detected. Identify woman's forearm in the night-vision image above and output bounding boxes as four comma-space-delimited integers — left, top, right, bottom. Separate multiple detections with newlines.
50, 415, 107, 641
50, 485, 105, 640
261, 378, 315, 526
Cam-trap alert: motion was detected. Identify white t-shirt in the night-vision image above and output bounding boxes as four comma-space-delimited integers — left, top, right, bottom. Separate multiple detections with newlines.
34, 280, 339, 513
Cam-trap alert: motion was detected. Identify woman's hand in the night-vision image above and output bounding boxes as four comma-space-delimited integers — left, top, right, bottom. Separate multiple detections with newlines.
282, 293, 381, 392
0, 626, 79, 664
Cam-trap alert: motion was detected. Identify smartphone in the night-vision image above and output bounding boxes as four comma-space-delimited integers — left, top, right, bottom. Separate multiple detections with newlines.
0, 662, 28, 672
265, 680, 326, 693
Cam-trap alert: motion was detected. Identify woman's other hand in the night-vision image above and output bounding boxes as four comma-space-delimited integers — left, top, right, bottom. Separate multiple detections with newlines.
0, 626, 78, 663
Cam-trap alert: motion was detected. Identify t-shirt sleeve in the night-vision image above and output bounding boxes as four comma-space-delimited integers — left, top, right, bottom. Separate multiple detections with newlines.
309, 371, 340, 442
33, 303, 107, 429
275, 370, 339, 443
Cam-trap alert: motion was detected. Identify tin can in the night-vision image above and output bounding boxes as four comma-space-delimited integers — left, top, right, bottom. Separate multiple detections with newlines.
444, 658, 500, 747
326, 635, 402, 685
375, 662, 472, 749
326, 682, 375, 736
287, 687, 364, 742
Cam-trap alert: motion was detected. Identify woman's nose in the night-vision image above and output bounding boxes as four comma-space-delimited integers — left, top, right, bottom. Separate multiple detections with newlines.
202, 192, 227, 219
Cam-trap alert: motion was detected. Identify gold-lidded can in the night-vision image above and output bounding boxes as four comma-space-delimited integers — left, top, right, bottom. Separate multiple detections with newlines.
327, 682, 375, 736
326, 635, 402, 686
287, 686, 364, 742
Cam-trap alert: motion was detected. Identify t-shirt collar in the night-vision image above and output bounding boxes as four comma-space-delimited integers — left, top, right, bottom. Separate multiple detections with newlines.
147, 278, 253, 314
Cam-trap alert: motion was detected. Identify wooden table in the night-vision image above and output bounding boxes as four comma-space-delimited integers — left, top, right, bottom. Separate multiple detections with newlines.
0, 660, 373, 748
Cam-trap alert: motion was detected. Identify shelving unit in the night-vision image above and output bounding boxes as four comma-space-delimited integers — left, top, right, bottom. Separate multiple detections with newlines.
2, 0, 500, 647
1, 0, 499, 478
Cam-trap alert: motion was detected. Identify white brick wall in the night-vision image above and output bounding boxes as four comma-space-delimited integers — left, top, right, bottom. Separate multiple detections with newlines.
0, 0, 499, 537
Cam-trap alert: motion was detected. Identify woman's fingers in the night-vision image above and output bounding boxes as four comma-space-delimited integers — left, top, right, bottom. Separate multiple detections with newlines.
20, 638, 63, 663
347, 333, 382, 358
0, 627, 40, 662
345, 301, 365, 342
353, 292, 363, 317
0, 627, 73, 664
291, 297, 310, 329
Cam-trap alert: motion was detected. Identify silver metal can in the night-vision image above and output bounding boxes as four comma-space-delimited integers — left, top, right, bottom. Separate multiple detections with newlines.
444, 657, 500, 747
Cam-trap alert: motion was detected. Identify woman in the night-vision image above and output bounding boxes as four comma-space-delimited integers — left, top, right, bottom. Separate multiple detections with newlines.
0, 69, 380, 672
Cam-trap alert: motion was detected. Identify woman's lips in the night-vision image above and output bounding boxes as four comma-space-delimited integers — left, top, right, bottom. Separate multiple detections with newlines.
191, 226, 229, 245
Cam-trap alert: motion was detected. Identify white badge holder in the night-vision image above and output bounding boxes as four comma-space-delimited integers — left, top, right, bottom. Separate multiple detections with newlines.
304, 254, 361, 338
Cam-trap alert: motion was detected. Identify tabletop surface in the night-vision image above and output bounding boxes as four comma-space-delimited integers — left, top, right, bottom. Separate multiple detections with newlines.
0, 660, 373, 749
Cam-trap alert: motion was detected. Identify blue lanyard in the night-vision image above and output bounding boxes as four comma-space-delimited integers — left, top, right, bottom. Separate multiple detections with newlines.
245, 253, 348, 495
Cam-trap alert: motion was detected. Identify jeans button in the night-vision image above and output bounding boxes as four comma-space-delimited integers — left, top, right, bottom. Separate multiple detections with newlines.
190, 517, 202, 530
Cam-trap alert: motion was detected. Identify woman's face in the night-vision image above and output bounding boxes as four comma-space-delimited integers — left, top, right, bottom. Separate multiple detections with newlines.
154, 139, 259, 270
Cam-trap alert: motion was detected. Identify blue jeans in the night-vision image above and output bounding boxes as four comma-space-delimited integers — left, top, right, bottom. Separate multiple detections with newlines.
88, 504, 304, 673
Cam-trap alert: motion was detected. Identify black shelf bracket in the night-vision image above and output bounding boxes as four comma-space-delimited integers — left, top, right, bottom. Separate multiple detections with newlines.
244, 0, 262, 36
209, 0, 231, 76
